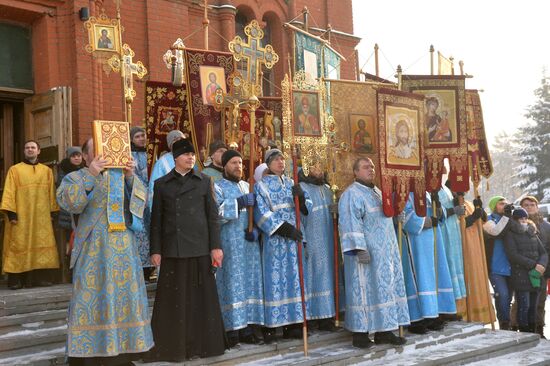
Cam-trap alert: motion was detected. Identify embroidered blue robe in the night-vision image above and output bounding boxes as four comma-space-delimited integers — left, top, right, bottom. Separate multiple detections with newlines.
402, 192, 457, 319
57, 168, 153, 357
400, 228, 424, 322
254, 174, 312, 327
438, 186, 467, 300
338, 182, 410, 332
214, 178, 264, 330
299, 181, 336, 320
132, 150, 152, 268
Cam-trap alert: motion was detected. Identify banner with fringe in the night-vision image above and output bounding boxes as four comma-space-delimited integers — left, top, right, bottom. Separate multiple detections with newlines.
377, 88, 427, 217
402, 75, 469, 193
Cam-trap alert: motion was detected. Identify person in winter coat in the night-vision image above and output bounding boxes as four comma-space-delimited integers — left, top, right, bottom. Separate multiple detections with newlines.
504, 208, 548, 333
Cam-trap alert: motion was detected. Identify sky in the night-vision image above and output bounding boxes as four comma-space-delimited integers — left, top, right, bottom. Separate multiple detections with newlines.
351, 0, 550, 145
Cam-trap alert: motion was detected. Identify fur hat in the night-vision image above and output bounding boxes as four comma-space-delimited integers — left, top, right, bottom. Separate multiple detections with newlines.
172, 138, 195, 159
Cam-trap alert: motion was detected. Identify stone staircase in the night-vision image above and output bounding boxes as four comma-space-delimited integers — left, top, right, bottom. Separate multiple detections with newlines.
0, 285, 547, 365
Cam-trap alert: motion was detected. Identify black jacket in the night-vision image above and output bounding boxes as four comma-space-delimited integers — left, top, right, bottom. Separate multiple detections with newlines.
504, 227, 548, 292
150, 169, 221, 258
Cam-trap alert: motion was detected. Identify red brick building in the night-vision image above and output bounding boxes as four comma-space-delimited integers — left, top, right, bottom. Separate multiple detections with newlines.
0, 0, 360, 178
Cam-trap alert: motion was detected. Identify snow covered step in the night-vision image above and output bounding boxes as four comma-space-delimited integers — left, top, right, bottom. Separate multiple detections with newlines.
467, 338, 550, 366
0, 309, 67, 335
0, 344, 65, 366
202, 322, 485, 366
0, 324, 67, 354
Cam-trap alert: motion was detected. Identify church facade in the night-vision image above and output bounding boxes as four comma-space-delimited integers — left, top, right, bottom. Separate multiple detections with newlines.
0, 0, 360, 175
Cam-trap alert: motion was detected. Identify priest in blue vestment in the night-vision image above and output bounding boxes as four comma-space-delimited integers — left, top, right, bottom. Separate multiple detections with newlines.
438, 182, 467, 318
254, 148, 312, 343
401, 191, 457, 333
214, 150, 264, 347
130, 127, 155, 281
338, 157, 409, 348
57, 138, 153, 363
299, 166, 338, 331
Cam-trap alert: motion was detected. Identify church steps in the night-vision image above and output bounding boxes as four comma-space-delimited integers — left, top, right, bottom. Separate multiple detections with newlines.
467, 339, 550, 366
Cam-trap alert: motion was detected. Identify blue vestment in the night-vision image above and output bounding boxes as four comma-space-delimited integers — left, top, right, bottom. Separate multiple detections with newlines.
254, 174, 312, 327
57, 169, 153, 357
214, 178, 264, 330
132, 150, 152, 267
438, 186, 466, 300
338, 182, 410, 332
402, 192, 457, 319
300, 182, 336, 320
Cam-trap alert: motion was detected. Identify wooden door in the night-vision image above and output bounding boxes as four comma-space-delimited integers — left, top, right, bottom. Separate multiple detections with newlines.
24, 87, 72, 168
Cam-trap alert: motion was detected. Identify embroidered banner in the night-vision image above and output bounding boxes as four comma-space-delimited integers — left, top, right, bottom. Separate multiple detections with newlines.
294, 31, 323, 83
377, 88, 427, 217
465, 89, 493, 190
327, 79, 394, 192
184, 48, 235, 163
144, 81, 189, 175
402, 75, 469, 192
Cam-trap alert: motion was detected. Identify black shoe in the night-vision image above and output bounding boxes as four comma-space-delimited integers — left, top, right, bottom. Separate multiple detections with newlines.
262, 328, 277, 344
318, 318, 337, 332
425, 318, 445, 331
9, 282, 23, 290
407, 321, 428, 334
352, 332, 373, 348
374, 331, 407, 346
440, 313, 462, 321
518, 325, 530, 333
240, 332, 262, 344
499, 321, 510, 331
227, 330, 239, 348
36, 281, 52, 287
283, 325, 302, 339
535, 325, 546, 339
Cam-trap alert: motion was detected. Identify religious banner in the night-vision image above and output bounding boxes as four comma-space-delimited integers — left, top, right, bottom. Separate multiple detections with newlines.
438, 51, 454, 75
377, 88, 427, 217
145, 81, 189, 174
294, 31, 323, 84
184, 48, 235, 162
323, 46, 341, 80
259, 97, 284, 148
465, 89, 493, 189
92, 120, 131, 168
402, 75, 469, 192
282, 71, 332, 176
327, 79, 396, 193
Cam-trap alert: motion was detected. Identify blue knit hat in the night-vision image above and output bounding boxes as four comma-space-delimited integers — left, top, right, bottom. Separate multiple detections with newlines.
512, 208, 528, 219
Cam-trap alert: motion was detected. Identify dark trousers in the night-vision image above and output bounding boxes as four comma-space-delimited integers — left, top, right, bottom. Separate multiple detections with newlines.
7, 269, 53, 288
536, 278, 548, 327
516, 290, 539, 327
489, 273, 512, 323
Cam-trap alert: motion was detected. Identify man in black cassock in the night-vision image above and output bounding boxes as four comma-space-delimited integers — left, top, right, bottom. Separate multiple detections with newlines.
148, 138, 226, 362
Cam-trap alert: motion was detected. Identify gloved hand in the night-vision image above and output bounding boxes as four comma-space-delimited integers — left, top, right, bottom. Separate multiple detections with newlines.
292, 184, 308, 215
504, 204, 514, 217
357, 249, 371, 264
452, 205, 466, 216
244, 228, 260, 242
465, 207, 483, 228
236, 193, 255, 209
423, 217, 438, 229
473, 197, 483, 209
275, 221, 303, 242
527, 224, 537, 236
291, 184, 305, 198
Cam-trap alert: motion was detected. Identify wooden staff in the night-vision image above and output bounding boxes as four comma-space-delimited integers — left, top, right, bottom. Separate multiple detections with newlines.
457, 194, 472, 321
431, 193, 439, 294
330, 188, 340, 327
247, 95, 259, 232
473, 186, 496, 330
292, 148, 309, 356
397, 220, 404, 338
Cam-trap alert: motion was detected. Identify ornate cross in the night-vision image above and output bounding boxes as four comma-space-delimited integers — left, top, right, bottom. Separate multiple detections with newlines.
229, 20, 279, 95
163, 38, 186, 86
107, 44, 147, 122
